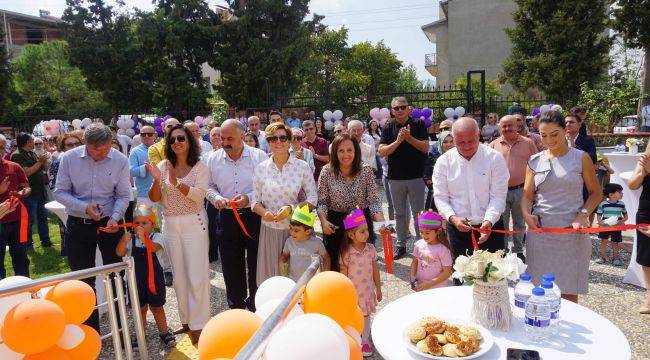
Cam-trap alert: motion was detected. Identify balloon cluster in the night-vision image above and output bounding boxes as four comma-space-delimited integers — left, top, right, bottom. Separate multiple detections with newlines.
410, 108, 434, 128
536, 103, 563, 115
70, 118, 93, 131
443, 106, 466, 121
0, 277, 101, 359
198, 271, 363, 360
38, 120, 62, 136
116, 117, 139, 138
368, 108, 391, 128
323, 110, 344, 131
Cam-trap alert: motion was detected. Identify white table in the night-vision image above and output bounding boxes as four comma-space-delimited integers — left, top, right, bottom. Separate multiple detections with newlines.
372, 286, 631, 360
604, 152, 645, 288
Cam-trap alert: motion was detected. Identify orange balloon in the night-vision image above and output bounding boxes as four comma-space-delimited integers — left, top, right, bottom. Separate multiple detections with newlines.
345, 333, 362, 360
198, 309, 262, 360
349, 306, 365, 334
1, 299, 66, 354
66, 325, 101, 360
24, 346, 70, 360
303, 271, 359, 329
45, 280, 96, 325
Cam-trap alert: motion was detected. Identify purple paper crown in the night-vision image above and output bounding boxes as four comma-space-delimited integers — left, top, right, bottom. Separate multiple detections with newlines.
343, 209, 366, 230
418, 210, 444, 230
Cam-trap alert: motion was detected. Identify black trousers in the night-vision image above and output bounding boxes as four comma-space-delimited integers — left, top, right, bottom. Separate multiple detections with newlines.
65, 216, 124, 333
206, 201, 221, 262
0, 221, 30, 278
446, 218, 505, 259
324, 208, 375, 272
217, 208, 261, 310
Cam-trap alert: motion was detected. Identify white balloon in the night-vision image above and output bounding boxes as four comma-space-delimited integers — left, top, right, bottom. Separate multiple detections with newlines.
115, 119, 124, 129
443, 107, 455, 119
126, 119, 135, 129
334, 120, 342, 127
551, 104, 563, 112
539, 105, 550, 113
56, 324, 85, 350
323, 110, 333, 121
454, 106, 466, 117
265, 314, 349, 360
125, 129, 135, 137
369, 108, 380, 119
379, 108, 391, 119
0, 343, 23, 360
255, 276, 296, 309
255, 298, 304, 322
38, 285, 54, 299
0, 276, 32, 324
344, 326, 362, 346
117, 128, 126, 135
323, 120, 334, 130
332, 110, 343, 121
71, 119, 82, 130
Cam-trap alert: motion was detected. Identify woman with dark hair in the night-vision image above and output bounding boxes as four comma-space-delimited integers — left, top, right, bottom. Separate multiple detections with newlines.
317, 134, 385, 271
314, 118, 329, 141
521, 110, 601, 304
367, 119, 382, 148
244, 131, 260, 148
146, 124, 209, 343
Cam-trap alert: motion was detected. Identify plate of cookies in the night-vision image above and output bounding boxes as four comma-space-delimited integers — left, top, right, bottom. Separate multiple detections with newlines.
403, 316, 493, 359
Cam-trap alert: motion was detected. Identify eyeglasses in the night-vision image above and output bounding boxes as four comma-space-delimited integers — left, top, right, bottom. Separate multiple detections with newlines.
64, 141, 81, 148
440, 127, 450, 131
140, 132, 156, 137
266, 135, 288, 143
392, 105, 407, 111
293, 136, 303, 141
303, 127, 315, 132
34, 142, 44, 146
169, 135, 186, 144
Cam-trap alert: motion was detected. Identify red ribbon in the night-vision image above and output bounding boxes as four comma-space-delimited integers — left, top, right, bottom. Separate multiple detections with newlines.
98, 222, 157, 295
9, 196, 28, 243
230, 200, 252, 238
380, 229, 394, 274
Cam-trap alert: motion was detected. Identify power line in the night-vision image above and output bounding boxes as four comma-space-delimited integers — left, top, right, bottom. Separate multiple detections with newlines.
313, 3, 433, 16
329, 15, 434, 26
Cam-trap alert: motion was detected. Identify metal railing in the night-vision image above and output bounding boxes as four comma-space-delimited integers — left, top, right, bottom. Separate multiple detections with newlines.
425, 53, 437, 67
235, 256, 322, 360
0, 259, 148, 360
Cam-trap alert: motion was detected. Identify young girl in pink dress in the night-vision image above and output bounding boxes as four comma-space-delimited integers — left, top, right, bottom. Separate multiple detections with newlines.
339, 209, 382, 357
409, 210, 453, 291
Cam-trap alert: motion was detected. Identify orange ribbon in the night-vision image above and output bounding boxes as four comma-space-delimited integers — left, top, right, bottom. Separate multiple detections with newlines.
9, 196, 28, 243
380, 229, 394, 274
468, 223, 650, 251
230, 200, 252, 238
98, 222, 157, 295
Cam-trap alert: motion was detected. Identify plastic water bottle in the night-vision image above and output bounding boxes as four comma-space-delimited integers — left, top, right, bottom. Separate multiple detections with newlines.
513, 273, 534, 320
540, 280, 560, 333
524, 287, 551, 342
542, 273, 561, 322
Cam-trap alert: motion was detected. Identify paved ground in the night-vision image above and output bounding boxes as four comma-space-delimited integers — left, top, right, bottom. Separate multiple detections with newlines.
99, 188, 650, 360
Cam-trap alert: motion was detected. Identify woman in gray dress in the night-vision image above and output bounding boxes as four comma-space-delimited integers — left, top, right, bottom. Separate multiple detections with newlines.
521, 110, 601, 303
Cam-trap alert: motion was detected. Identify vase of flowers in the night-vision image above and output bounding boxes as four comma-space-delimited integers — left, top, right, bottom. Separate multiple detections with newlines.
626, 138, 640, 154
452, 250, 526, 330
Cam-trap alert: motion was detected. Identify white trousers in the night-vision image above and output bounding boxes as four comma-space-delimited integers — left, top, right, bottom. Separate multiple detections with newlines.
162, 211, 211, 330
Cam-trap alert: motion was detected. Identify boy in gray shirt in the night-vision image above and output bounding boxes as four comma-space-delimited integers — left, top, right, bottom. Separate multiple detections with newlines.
280, 205, 330, 281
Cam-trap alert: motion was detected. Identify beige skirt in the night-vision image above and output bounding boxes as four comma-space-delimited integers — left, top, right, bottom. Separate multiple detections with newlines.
256, 225, 290, 286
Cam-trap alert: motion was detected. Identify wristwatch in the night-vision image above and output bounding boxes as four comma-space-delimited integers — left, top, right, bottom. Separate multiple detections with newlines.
580, 208, 589, 215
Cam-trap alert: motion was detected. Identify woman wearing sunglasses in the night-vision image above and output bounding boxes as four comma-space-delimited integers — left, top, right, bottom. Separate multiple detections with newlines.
252, 122, 317, 285
289, 128, 315, 174
146, 124, 210, 344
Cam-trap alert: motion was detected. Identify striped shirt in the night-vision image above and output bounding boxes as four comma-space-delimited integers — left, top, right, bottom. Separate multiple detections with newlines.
596, 200, 627, 219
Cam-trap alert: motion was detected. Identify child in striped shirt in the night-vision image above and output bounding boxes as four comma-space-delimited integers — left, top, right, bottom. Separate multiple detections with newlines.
596, 183, 628, 266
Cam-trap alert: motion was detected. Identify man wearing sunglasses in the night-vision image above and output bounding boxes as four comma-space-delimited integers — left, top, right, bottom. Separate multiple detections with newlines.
129, 125, 158, 207
148, 117, 180, 165
378, 96, 429, 259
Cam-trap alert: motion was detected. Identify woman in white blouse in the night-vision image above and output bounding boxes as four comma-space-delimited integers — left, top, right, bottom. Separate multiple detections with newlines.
146, 124, 210, 344
252, 122, 317, 285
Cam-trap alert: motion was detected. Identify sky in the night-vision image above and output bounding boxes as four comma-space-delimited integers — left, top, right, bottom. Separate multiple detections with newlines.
0, 0, 439, 81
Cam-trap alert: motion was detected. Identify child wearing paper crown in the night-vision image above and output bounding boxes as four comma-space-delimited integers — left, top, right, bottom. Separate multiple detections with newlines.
116, 205, 176, 348
409, 210, 453, 291
279, 205, 331, 281
339, 208, 382, 357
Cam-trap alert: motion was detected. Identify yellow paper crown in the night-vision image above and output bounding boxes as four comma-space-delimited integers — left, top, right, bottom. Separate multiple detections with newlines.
291, 204, 315, 227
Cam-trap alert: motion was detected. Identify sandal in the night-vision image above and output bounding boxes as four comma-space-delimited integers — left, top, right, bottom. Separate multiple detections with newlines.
612, 259, 622, 266
173, 324, 190, 335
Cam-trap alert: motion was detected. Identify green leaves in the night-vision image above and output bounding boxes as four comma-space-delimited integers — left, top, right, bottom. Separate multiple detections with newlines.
578, 79, 639, 131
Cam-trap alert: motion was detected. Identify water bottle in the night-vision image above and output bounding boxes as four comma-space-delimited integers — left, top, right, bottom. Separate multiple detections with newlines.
524, 287, 551, 342
513, 273, 534, 320
541, 280, 560, 333
542, 273, 561, 322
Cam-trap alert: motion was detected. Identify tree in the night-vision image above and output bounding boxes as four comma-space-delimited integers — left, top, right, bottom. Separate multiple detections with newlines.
455, 76, 502, 104
612, 0, 650, 114
209, 0, 322, 108
135, 0, 220, 113
63, 0, 151, 112
577, 78, 639, 132
0, 20, 10, 118
343, 41, 402, 99
500, 0, 611, 103
395, 65, 422, 93
10, 40, 109, 115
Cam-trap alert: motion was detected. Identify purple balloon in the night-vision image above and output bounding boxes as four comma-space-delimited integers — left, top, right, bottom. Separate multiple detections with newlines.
133, 127, 140, 135
154, 117, 163, 126
411, 108, 422, 119
532, 107, 541, 117
422, 107, 433, 119
155, 125, 164, 136
163, 114, 172, 120
453, 114, 459, 120
424, 118, 432, 128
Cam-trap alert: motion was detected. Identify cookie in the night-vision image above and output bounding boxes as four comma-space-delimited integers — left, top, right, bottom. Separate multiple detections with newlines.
405, 324, 427, 343
419, 316, 440, 326
425, 320, 447, 335
444, 330, 462, 344
425, 335, 443, 356
442, 343, 459, 357
459, 325, 482, 340
416, 339, 430, 354
433, 333, 447, 344
455, 340, 477, 356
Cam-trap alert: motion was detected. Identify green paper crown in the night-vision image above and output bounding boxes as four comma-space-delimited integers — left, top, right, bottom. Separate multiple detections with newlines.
291, 204, 315, 227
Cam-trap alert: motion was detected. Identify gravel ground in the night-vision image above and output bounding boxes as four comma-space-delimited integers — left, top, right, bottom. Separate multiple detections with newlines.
99, 187, 649, 360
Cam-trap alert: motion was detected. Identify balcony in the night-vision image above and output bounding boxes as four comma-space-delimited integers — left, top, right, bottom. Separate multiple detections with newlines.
425, 53, 437, 76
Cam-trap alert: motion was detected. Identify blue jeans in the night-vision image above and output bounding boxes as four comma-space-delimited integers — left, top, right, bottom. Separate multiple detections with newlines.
25, 195, 51, 247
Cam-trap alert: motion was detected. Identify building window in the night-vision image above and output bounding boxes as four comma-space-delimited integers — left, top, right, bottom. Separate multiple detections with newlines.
26, 28, 44, 44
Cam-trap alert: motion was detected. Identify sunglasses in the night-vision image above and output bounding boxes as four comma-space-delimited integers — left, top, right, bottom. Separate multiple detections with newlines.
392, 105, 407, 111
334, 130, 342, 134
169, 135, 186, 144
440, 127, 450, 131
140, 132, 156, 137
293, 136, 303, 141
266, 135, 288, 143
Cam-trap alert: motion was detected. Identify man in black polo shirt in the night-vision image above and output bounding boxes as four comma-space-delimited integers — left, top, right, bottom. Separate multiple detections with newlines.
379, 96, 429, 259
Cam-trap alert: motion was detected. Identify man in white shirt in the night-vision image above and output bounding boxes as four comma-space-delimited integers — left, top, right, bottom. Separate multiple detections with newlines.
184, 121, 213, 157
206, 119, 268, 310
348, 120, 377, 171
247, 116, 269, 153
109, 126, 132, 156
433, 117, 509, 260
209, 126, 222, 151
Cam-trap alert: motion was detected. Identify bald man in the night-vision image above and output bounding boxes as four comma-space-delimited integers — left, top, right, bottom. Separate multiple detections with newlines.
148, 117, 180, 165
433, 117, 509, 264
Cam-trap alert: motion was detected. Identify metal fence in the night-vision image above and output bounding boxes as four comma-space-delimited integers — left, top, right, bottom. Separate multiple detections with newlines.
0, 259, 148, 360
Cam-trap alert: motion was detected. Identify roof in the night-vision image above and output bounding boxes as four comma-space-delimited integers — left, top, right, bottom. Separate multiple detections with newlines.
0, 9, 62, 24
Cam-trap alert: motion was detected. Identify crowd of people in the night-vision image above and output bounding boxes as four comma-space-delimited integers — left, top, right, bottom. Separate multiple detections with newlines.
0, 96, 649, 357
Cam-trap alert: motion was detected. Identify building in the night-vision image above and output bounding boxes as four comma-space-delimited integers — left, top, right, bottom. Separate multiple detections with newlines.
421, 0, 516, 88
1, 9, 63, 60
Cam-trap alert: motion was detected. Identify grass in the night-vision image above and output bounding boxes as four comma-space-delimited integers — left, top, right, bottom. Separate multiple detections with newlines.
2, 215, 71, 279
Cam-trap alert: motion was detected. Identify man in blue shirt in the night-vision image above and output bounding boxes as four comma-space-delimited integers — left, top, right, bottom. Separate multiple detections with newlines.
53, 123, 131, 332
285, 110, 302, 129
129, 125, 157, 206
